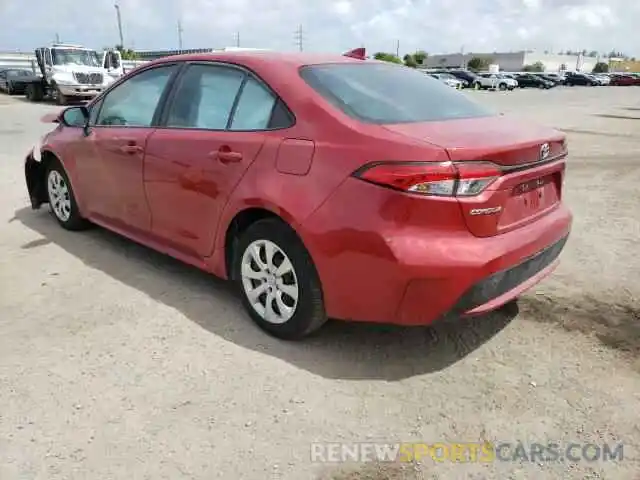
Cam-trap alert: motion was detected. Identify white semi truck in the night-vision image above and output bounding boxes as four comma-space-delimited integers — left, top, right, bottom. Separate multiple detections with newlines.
24, 43, 123, 105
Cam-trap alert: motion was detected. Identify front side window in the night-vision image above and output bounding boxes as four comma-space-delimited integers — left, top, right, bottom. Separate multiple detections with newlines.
166, 64, 245, 130
300, 63, 492, 124
96, 65, 177, 127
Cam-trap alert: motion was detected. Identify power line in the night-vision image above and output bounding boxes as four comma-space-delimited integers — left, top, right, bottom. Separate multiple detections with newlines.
294, 24, 304, 51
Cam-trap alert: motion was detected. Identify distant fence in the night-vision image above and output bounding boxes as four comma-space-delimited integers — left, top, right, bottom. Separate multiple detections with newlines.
0, 52, 147, 74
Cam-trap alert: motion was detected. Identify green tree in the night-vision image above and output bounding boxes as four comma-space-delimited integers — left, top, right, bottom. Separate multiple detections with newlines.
466, 56, 491, 71
413, 50, 427, 65
592, 62, 609, 73
402, 51, 429, 68
373, 52, 403, 64
115, 45, 139, 60
403, 54, 418, 68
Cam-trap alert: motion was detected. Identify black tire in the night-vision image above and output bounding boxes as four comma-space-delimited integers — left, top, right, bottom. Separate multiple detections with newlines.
45, 159, 90, 231
53, 85, 67, 105
7, 82, 14, 95
498, 83, 507, 91
26, 84, 44, 102
233, 218, 327, 340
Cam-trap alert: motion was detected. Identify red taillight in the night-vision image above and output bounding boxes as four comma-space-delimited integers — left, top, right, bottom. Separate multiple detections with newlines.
353, 161, 502, 196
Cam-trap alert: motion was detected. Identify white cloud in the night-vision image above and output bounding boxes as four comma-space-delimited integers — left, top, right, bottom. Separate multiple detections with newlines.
0, 0, 637, 57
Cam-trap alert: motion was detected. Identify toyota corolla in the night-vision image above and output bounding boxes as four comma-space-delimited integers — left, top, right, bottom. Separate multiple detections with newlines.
24, 49, 572, 339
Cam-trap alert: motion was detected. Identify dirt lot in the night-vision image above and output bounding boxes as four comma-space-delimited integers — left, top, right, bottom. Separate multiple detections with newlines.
0, 87, 639, 480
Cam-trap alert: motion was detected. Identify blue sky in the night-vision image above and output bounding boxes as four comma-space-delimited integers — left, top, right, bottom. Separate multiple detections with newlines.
0, 0, 637, 56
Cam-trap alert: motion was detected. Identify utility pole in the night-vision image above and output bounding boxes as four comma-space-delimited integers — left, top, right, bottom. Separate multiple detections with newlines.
395, 39, 400, 58
294, 24, 303, 51
234, 31, 240, 47
177, 20, 184, 50
55, 33, 61, 43
114, 2, 124, 47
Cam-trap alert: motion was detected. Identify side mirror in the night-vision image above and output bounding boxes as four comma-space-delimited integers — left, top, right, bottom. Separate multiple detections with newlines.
60, 106, 89, 128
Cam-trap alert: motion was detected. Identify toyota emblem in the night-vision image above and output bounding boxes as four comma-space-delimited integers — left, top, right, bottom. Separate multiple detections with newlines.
540, 143, 550, 160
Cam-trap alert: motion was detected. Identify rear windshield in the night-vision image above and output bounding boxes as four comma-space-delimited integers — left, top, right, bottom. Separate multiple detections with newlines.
300, 63, 492, 124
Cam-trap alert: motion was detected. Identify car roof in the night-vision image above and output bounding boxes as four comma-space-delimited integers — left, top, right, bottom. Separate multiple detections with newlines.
147, 50, 365, 70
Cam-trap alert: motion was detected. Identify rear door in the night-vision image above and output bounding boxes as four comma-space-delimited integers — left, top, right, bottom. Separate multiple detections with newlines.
143, 63, 285, 258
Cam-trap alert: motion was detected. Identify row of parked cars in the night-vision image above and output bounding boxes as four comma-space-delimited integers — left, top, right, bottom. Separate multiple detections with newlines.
425, 69, 640, 90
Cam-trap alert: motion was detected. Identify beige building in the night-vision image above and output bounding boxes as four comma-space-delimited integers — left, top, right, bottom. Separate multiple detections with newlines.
424, 51, 600, 72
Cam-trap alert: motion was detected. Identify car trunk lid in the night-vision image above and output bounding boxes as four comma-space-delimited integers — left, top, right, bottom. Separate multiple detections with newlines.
382, 116, 567, 237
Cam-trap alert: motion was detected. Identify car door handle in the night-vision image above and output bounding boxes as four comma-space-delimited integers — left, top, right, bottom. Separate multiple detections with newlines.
119, 144, 143, 154
211, 149, 243, 164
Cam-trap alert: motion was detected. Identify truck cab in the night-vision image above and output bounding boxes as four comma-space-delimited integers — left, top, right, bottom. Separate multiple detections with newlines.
30, 43, 118, 104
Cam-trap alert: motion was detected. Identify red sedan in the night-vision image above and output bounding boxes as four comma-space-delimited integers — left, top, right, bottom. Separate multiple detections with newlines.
24, 49, 572, 339
610, 74, 640, 86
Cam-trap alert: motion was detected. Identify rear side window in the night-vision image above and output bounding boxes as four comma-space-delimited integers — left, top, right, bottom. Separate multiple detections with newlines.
300, 63, 492, 124
230, 76, 276, 130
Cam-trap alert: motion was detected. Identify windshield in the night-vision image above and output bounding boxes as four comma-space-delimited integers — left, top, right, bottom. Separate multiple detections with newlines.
52, 49, 101, 67
7, 69, 31, 77
300, 63, 492, 124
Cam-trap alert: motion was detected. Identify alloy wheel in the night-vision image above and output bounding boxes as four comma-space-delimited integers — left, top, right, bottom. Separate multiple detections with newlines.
240, 239, 300, 324
47, 170, 71, 222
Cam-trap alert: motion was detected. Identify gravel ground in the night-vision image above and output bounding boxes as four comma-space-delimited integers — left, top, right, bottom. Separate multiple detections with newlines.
0, 87, 639, 480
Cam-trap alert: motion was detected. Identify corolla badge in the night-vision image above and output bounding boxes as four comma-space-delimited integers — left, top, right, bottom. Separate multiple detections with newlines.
469, 206, 503, 216
540, 142, 550, 160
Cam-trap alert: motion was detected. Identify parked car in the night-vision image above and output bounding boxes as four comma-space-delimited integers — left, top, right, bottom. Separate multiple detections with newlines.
446, 70, 481, 88
24, 50, 572, 339
535, 73, 564, 86
586, 74, 608, 86
0, 68, 34, 95
429, 72, 464, 89
609, 74, 640, 86
540, 72, 566, 85
475, 73, 518, 90
594, 74, 611, 85
514, 73, 555, 89
564, 72, 598, 86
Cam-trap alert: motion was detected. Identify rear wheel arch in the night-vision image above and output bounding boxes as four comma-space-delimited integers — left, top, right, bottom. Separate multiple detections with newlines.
224, 207, 308, 281
227, 211, 327, 339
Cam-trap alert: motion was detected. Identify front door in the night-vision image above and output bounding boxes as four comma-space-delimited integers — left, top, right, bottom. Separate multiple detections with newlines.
144, 63, 281, 257
77, 63, 179, 233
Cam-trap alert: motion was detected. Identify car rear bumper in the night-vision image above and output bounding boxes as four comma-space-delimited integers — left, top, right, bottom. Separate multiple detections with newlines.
418, 234, 566, 318
302, 178, 572, 325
